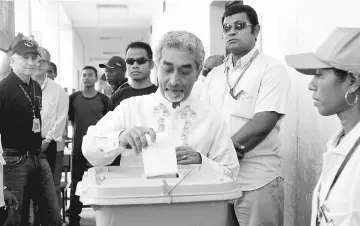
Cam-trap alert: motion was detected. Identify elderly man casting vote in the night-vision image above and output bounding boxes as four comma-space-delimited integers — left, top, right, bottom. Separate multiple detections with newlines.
82, 31, 239, 180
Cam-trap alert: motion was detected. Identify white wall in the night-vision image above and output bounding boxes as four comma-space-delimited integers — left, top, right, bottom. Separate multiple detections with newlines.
209, 2, 226, 55
14, 1, 84, 92
59, 27, 73, 90
14, 0, 31, 36
72, 28, 85, 91
149, 0, 214, 84
150, 0, 212, 53
246, 0, 360, 224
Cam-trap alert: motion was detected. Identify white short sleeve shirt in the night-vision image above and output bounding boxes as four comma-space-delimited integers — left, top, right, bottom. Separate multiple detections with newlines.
311, 122, 360, 226
202, 47, 291, 190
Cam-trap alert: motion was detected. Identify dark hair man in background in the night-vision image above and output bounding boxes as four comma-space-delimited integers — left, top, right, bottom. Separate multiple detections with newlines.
66, 66, 109, 226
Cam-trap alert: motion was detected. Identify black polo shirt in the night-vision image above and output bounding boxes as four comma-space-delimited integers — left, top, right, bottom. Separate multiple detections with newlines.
108, 84, 158, 111
111, 78, 129, 94
0, 71, 42, 153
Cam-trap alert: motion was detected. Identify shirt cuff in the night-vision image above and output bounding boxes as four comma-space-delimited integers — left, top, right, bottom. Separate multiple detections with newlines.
199, 152, 211, 166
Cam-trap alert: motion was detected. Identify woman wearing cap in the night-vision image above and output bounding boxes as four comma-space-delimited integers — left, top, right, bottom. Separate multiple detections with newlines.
286, 27, 360, 226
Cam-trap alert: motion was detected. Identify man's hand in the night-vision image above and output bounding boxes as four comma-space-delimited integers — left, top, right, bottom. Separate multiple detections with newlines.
176, 146, 202, 165
4, 189, 18, 210
41, 139, 50, 153
202, 55, 225, 77
204, 55, 225, 69
119, 126, 156, 154
232, 139, 245, 160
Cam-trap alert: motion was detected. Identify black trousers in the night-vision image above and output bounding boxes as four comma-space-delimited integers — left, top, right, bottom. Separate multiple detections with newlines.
0, 206, 8, 226
43, 141, 57, 177
68, 153, 91, 223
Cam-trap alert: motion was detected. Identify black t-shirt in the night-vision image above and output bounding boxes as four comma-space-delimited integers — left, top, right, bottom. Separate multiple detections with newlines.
108, 84, 158, 111
0, 71, 42, 152
68, 91, 109, 154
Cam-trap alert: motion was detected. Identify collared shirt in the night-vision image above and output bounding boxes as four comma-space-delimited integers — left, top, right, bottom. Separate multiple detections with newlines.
311, 122, 360, 226
40, 76, 69, 144
82, 89, 240, 180
200, 47, 291, 190
0, 71, 42, 152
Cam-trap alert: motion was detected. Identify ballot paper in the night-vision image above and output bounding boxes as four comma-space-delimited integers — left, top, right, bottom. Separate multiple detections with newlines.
142, 133, 178, 179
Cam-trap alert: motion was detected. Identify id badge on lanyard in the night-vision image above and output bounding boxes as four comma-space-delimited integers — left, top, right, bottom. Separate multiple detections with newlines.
19, 83, 41, 133
32, 118, 40, 133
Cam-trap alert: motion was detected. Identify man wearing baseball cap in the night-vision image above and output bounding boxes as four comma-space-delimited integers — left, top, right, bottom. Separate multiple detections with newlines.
99, 56, 129, 94
286, 27, 360, 226
0, 40, 62, 225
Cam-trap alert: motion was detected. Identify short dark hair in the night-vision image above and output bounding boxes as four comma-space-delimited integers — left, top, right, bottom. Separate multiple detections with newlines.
226, 1, 242, 9
125, 41, 153, 60
82, 65, 98, 77
222, 4, 259, 34
50, 62, 57, 74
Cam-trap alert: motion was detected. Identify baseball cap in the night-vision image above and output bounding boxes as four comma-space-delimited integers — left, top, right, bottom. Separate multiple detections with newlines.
99, 56, 126, 69
285, 27, 360, 75
12, 40, 40, 56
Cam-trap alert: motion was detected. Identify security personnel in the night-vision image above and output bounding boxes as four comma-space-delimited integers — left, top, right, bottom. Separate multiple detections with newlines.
0, 40, 61, 225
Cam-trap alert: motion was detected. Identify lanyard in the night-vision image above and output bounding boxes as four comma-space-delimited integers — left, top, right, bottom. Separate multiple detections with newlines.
19, 83, 36, 119
225, 49, 259, 100
316, 135, 360, 225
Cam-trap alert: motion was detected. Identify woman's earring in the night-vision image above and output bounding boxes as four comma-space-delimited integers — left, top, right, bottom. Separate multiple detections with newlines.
345, 91, 358, 106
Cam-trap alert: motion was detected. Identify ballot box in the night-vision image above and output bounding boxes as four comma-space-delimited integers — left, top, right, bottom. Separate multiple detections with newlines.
77, 165, 242, 226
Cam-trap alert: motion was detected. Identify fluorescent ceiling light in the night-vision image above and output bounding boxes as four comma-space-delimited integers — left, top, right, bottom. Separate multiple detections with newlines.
96, 4, 128, 9
90, 57, 108, 61
103, 52, 121, 55
100, 36, 122, 40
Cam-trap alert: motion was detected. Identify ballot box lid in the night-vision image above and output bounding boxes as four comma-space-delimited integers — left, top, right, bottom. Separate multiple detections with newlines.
78, 165, 242, 205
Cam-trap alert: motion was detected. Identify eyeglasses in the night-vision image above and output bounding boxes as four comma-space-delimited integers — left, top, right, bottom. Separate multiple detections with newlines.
38, 59, 49, 64
125, 57, 151, 65
222, 21, 252, 33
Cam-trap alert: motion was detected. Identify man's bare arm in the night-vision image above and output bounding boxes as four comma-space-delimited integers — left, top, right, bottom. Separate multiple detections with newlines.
232, 111, 282, 155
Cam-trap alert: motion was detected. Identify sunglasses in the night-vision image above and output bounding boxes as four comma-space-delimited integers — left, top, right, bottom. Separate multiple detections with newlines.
222, 21, 252, 33
125, 57, 151, 65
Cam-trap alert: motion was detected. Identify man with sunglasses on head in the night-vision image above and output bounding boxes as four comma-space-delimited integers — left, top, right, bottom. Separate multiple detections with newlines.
99, 56, 129, 95
32, 47, 69, 178
201, 4, 290, 226
31, 48, 69, 225
106, 42, 157, 167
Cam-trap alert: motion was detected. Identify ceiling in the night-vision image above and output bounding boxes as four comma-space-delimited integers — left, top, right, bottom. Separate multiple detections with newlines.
60, 0, 162, 61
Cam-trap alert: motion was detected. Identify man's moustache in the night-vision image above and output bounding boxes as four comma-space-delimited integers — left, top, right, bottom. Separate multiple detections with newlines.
166, 87, 182, 91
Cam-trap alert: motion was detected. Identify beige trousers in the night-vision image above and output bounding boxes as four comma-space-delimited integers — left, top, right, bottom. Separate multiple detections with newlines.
234, 177, 284, 226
